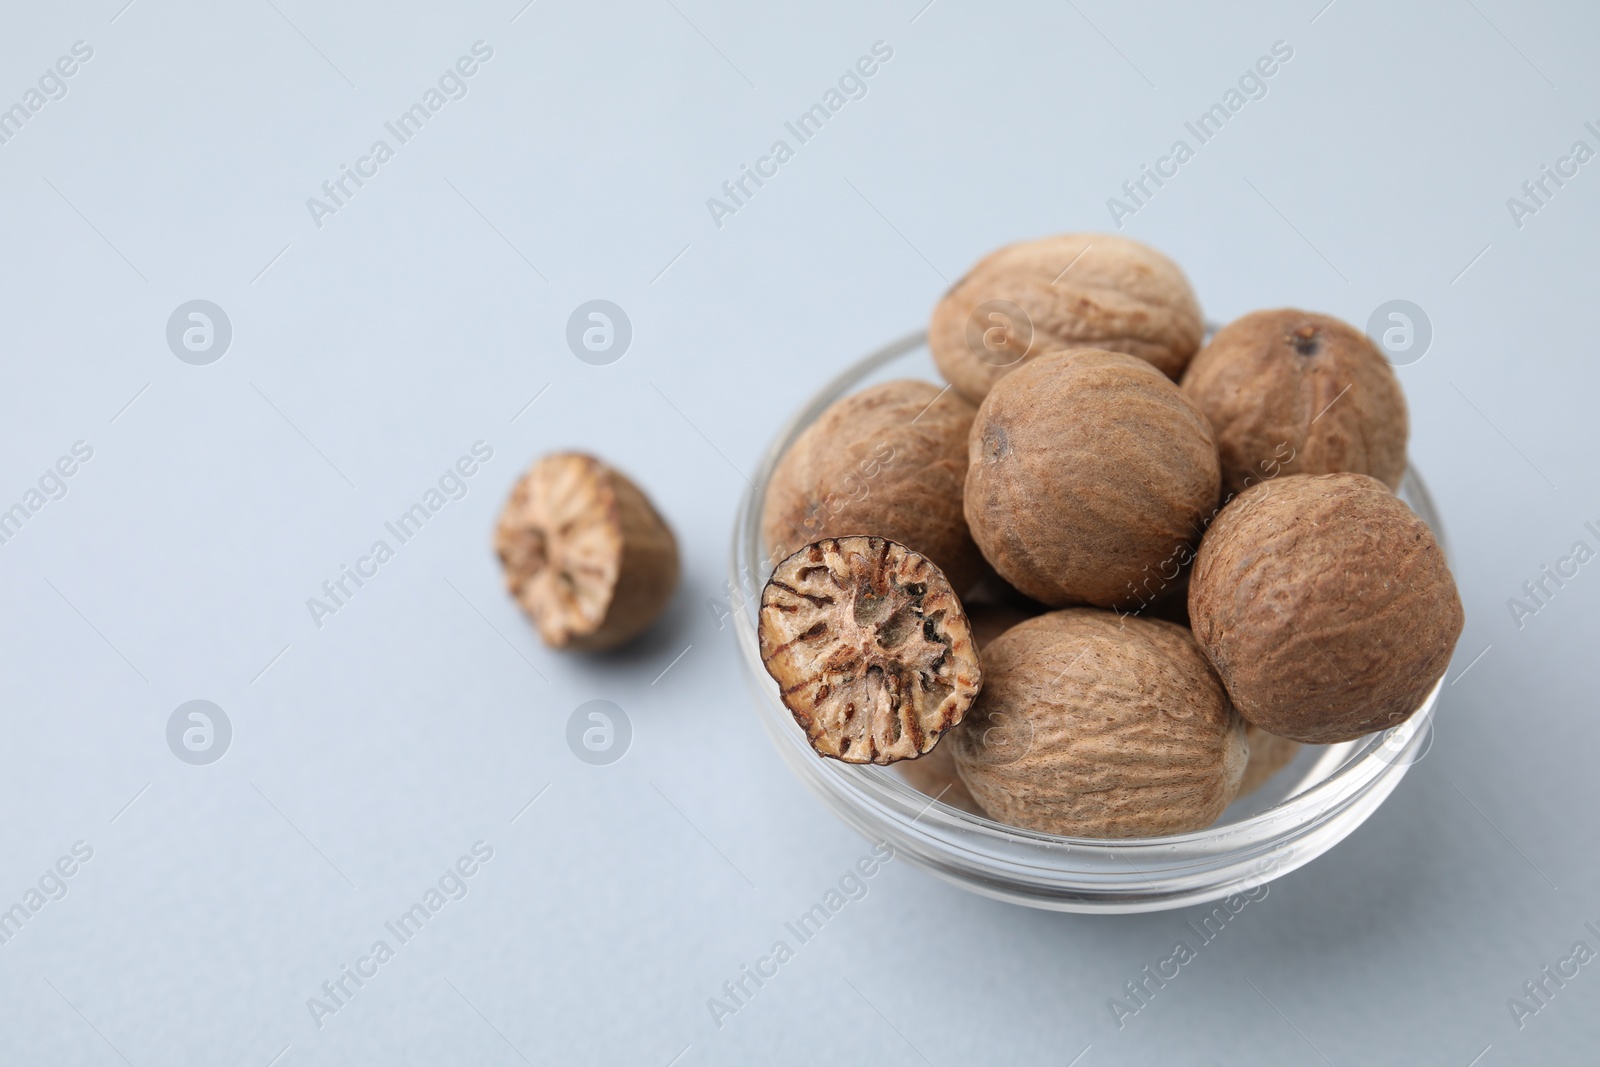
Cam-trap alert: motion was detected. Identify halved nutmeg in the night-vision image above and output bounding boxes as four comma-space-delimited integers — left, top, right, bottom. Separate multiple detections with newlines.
494, 452, 678, 651
758, 536, 982, 764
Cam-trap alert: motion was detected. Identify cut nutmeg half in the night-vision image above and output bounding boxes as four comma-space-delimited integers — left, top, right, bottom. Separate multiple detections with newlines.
494, 452, 679, 651
758, 536, 982, 764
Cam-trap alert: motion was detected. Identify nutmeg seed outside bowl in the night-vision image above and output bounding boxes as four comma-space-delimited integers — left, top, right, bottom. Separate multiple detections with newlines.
731, 330, 1447, 913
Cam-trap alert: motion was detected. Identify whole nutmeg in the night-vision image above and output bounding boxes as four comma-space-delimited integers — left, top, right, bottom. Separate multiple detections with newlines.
949, 609, 1247, 838
1181, 309, 1408, 499
1188, 473, 1463, 744
763, 380, 982, 593
929, 233, 1204, 402
495, 452, 678, 651
1237, 724, 1302, 798
759, 536, 982, 765
964, 349, 1221, 608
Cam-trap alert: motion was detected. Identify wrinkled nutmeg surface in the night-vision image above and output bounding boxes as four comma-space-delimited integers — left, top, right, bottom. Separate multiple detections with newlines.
763, 380, 981, 593
759, 536, 982, 764
1188, 473, 1463, 744
930, 233, 1204, 402
1237, 724, 1302, 798
965, 349, 1220, 608
949, 609, 1247, 838
1181, 309, 1408, 499
494, 452, 679, 651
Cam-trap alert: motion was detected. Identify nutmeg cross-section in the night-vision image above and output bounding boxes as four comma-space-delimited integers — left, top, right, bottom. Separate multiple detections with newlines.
495, 452, 678, 651
758, 536, 982, 765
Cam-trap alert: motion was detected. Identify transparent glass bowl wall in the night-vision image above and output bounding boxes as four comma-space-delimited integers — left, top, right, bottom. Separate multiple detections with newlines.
731, 331, 1445, 913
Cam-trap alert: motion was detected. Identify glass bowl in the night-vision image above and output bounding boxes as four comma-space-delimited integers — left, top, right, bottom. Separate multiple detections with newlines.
730, 330, 1446, 913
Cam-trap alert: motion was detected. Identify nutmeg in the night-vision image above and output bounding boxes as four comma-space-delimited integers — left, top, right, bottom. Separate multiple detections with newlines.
763, 380, 982, 593
1188, 473, 1463, 744
930, 233, 1204, 402
949, 609, 1246, 838
759, 536, 982, 765
1181, 309, 1408, 500
494, 452, 679, 651
964, 349, 1220, 608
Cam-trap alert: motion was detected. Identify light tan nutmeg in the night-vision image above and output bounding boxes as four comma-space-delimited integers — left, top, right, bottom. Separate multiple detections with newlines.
494, 452, 679, 651
964, 349, 1220, 608
762, 380, 981, 593
1181, 309, 1409, 500
1188, 473, 1463, 744
1237, 724, 1302, 798
929, 233, 1204, 402
759, 536, 982, 765
949, 609, 1247, 838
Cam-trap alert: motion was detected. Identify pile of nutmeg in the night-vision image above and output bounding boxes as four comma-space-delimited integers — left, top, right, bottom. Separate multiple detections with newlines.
756, 233, 1464, 839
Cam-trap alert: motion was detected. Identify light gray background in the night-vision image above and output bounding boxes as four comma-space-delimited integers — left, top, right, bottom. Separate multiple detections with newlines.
0, 0, 1595, 1064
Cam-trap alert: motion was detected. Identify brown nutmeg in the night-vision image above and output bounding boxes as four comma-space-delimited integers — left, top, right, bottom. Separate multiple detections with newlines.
1181, 309, 1408, 500
1237, 724, 1302, 798
494, 452, 679, 651
949, 609, 1247, 838
762, 380, 982, 593
929, 233, 1204, 402
1188, 473, 1463, 744
964, 349, 1221, 608
759, 536, 982, 765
